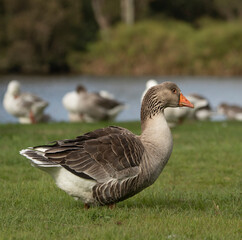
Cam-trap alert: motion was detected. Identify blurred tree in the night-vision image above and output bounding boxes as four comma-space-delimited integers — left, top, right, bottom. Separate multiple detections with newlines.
0, 0, 98, 73
0, 0, 6, 45
121, 0, 135, 25
0, 0, 241, 74
91, 0, 110, 31
149, 0, 219, 22
135, 0, 150, 20
91, 0, 137, 29
214, 0, 242, 20
90, 0, 149, 28
149, 0, 242, 22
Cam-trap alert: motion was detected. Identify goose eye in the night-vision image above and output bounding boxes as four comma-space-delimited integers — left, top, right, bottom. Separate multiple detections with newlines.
172, 88, 177, 94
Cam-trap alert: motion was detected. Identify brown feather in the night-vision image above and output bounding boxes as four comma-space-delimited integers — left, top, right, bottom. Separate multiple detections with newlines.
33, 126, 144, 184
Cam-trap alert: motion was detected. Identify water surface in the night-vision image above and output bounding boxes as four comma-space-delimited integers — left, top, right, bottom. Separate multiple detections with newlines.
0, 75, 241, 123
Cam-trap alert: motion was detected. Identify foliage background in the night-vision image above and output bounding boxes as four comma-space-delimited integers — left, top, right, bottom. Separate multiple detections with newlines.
0, 0, 241, 75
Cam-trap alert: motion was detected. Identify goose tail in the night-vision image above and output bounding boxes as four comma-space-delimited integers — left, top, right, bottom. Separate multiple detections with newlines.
20, 148, 60, 168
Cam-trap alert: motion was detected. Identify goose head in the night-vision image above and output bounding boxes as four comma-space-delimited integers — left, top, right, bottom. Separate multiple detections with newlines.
7, 80, 21, 98
141, 82, 194, 122
76, 85, 87, 93
217, 103, 227, 115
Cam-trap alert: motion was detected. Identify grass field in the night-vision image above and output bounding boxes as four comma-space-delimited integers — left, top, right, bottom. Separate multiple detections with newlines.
0, 121, 241, 239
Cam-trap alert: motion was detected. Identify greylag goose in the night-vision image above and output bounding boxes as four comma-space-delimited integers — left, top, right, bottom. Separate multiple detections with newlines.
217, 103, 242, 121
62, 85, 125, 122
20, 82, 194, 207
3, 80, 49, 124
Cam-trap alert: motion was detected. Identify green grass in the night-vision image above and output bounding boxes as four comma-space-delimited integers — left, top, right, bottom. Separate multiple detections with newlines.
0, 121, 241, 239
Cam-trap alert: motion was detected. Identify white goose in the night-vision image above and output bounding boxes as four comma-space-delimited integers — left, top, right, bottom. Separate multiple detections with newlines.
141, 79, 158, 101
3, 80, 49, 124
62, 85, 125, 122
20, 82, 194, 208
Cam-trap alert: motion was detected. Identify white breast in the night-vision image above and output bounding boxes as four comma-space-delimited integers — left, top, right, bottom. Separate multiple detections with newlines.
62, 91, 81, 113
53, 168, 96, 204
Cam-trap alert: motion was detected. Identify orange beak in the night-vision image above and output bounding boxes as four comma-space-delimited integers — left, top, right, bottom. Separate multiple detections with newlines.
179, 93, 194, 108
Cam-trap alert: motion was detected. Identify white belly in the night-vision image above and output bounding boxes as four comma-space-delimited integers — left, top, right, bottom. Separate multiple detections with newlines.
53, 168, 96, 204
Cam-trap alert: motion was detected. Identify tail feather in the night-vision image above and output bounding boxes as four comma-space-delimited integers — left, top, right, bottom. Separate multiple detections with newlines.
20, 148, 60, 168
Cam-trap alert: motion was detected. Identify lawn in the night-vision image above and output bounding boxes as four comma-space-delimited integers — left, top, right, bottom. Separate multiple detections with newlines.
0, 121, 241, 239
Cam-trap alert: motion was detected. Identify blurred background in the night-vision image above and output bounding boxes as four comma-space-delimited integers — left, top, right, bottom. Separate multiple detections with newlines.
0, 0, 242, 123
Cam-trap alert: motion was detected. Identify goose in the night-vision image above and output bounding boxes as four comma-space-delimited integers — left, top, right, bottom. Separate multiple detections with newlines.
186, 94, 212, 121
62, 85, 125, 122
163, 107, 190, 127
3, 80, 49, 124
20, 82, 194, 208
217, 103, 242, 121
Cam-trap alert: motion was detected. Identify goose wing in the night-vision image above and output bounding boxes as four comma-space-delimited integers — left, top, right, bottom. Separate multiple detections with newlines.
28, 126, 144, 183
92, 93, 123, 109
19, 93, 48, 111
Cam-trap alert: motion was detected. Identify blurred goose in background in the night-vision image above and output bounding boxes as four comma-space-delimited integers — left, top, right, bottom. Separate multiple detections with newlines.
163, 107, 189, 127
3, 80, 49, 124
141, 79, 158, 101
217, 103, 242, 121
62, 85, 125, 122
186, 94, 213, 121
98, 90, 115, 100
20, 82, 194, 208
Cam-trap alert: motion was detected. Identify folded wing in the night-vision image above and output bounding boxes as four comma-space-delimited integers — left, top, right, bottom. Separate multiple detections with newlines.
27, 126, 144, 183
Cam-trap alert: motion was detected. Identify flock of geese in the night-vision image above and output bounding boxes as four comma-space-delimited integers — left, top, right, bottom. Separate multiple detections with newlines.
3, 79, 242, 125
3, 80, 126, 124
2, 79, 239, 208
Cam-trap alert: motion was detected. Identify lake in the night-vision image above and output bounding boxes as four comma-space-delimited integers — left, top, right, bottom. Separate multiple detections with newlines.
0, 75, 242, 123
